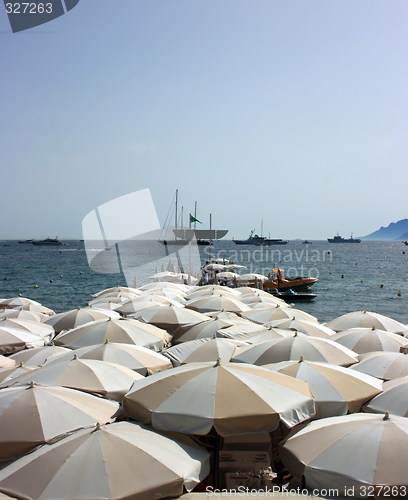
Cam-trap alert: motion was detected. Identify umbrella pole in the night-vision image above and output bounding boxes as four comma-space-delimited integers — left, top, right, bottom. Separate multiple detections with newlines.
214, 432, 221, 489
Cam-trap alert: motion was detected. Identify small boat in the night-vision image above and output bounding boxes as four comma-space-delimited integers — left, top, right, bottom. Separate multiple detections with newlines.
268, 288, 317, 301
262, 268, 318, 292
328, 233, 361, 243
302, 240, 311, 244
32, 237, 63, 246
18, 239, 34, 244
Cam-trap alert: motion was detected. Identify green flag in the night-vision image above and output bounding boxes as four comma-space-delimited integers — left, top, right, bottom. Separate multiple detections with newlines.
189, 214, 202, 224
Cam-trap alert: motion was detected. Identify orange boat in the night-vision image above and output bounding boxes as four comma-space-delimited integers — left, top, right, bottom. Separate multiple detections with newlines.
262, 268, 318, 292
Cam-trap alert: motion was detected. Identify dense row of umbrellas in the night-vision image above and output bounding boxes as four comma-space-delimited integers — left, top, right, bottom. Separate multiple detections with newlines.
0, 282, 407, 499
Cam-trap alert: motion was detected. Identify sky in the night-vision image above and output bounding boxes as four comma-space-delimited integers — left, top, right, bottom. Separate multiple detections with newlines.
1, 0, 407, 240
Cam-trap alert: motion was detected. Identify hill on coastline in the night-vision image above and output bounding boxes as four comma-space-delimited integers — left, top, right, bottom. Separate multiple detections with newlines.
362, 219, 408, 240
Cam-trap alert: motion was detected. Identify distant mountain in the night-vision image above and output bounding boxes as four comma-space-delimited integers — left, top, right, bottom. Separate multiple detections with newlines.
362, 219, 408, 240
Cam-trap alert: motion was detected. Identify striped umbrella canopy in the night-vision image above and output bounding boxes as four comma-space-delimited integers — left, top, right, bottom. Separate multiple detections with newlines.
241, 306, 318, 325
332, 327, 408, 354
133, 305, 211, 334
163, 338, 246, 366
70, 342, 173, 376
0, 356, 15, 369
350, 352, 408, 380
0, 422, 210, 499
0, 383, 119, 460
0, 309, 48, 322
7, 356, 143, 401
44, 308, 120, 332
0, 319, 54, 340
173, 318, 235, 344
232, 333, 358, 367
265, 318, 336, 339
9, 345, 71, 368
280, 413, 408, 494
363, 376, 408, 417
0, 326, 45, 355
54, 318, 171, 351
116, 295, 184, 316
123, 361, 315, 436
325, 310, 407, 335
186, 295, 251, 314
265, 359, 382, 418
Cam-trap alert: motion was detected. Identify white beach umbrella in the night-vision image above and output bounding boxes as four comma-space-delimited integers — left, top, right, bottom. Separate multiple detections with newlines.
186, 295, 251, 314
0, 383, 119, 460
91, 286, 141, 298
0, 422, 210, 499
0, 355, 15, 369
363, 376, 408, 417
163, 338, 246, 366
241, 305, 318, 325
186, 286, 241, 300
325, 310, 407, 335
265, 318, 336, 338
9, 345, 71, 368
0, 326, 45, 354
88, 293, 140, 306
123, 361, 315, 435
232, 333, 359, 366
265, 359, 382, 418
0, 318, 54, 340
116, 295, 184, 316
54, 318, 170, 351
236, 273, 269, 282
8, 356, 143, 401
0, 363, 35, 386
44, 308, 120, 332
138, 282, 192, 293
280, 413, 408, 494
0, 298, 54, 316
203, 264, 226, 272
215, 271, 240, 280
217, 325, 290, 344
133, 305, 211, 334
0, 309, 48, 322
242, 294, 287, 307
173, 318, 235, 344
71, 342, 173, 375
350, 352, 408, 380
332, 327, 408, 354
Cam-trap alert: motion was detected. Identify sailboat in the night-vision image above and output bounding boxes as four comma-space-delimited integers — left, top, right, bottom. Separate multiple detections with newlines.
160, 190, 228, 246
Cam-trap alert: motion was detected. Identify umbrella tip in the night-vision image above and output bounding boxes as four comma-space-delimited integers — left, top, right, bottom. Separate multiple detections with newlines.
372, 326, 375, 330
29, 381, 36, 388
214, 357, 221, 367
294, 331, 298, 337
299, 356, 304, 363
73, 354, 78, 360
363, 310, 367, 314
104, 339, 109, 344
383, 411, 390, 421
93, 422, 102, 432
18, 362, 24, 367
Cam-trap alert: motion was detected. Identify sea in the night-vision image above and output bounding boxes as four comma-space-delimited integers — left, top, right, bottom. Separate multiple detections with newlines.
1, 240, 407, 325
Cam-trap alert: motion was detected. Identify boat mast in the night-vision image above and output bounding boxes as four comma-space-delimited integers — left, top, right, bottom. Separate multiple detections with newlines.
194, 201, 197, 230
175, 189, 178, 230
261, 219, 263, 237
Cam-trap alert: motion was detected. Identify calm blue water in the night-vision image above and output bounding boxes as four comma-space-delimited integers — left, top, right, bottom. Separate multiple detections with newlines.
0, 240, 407, 324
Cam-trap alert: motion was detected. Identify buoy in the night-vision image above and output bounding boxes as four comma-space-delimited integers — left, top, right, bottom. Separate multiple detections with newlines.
380, 284, 384, 288
341, 274, 344, 279
360, 278, 364, 283
397, 290, 402, 297
33, 284, 39, 288
59, 274, 63, 278
50, 279, 53, 283
79, 271, 83, 275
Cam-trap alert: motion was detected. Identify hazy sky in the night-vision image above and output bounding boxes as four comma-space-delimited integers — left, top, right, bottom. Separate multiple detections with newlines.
1, 0, 407, 240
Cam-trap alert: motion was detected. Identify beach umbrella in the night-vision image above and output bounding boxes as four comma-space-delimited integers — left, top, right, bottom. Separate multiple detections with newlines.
363, 376, 408, 417
280, 413, 408, 494
138, 282, 192, 293
87, 301, 122, 311
142, 288, 187, 300
0, 363, 35, 386
325, 310, 407, 335
350, 352, 408, 380
9, 345, 71, 368
54, 318, 170, 351
186, 286, 241, 300
91, 286, 141, 298
70, 342, 172, 376
205, 311, 255, 325
241, 294, 287, 307
133, 305, 211, 334
237, 287, 275, 297
265, 318, 336, 339
88, 293, 140, 306
241, 306, 318, 325
116, 295, 184, 316
173, 318, 235, 344
0, 298, 54, 316
186, 296, 251, 314
0, 309, 48, 322
265, 359, 382, 418
224, 264, 246, 270
232, 333, 358, 366
217, 325, 290, 344
332, 327, 408, 354
0, 383, 119, 460
163, 338, 246, 366
0, 318, 54, 340
0, 421, 210, 499
0, 355, 15, 369
7, 356, 143, 401
203, 264, 226, 272
214, 271, 239, 280
0, 326, 45, 354
123, 361, 315, 436
44, 308, 120, 332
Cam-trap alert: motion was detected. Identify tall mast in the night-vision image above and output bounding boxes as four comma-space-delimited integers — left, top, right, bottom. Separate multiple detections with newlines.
175, 189, 178, 230
210, 213, 212, 230
194, 201, 197, 230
